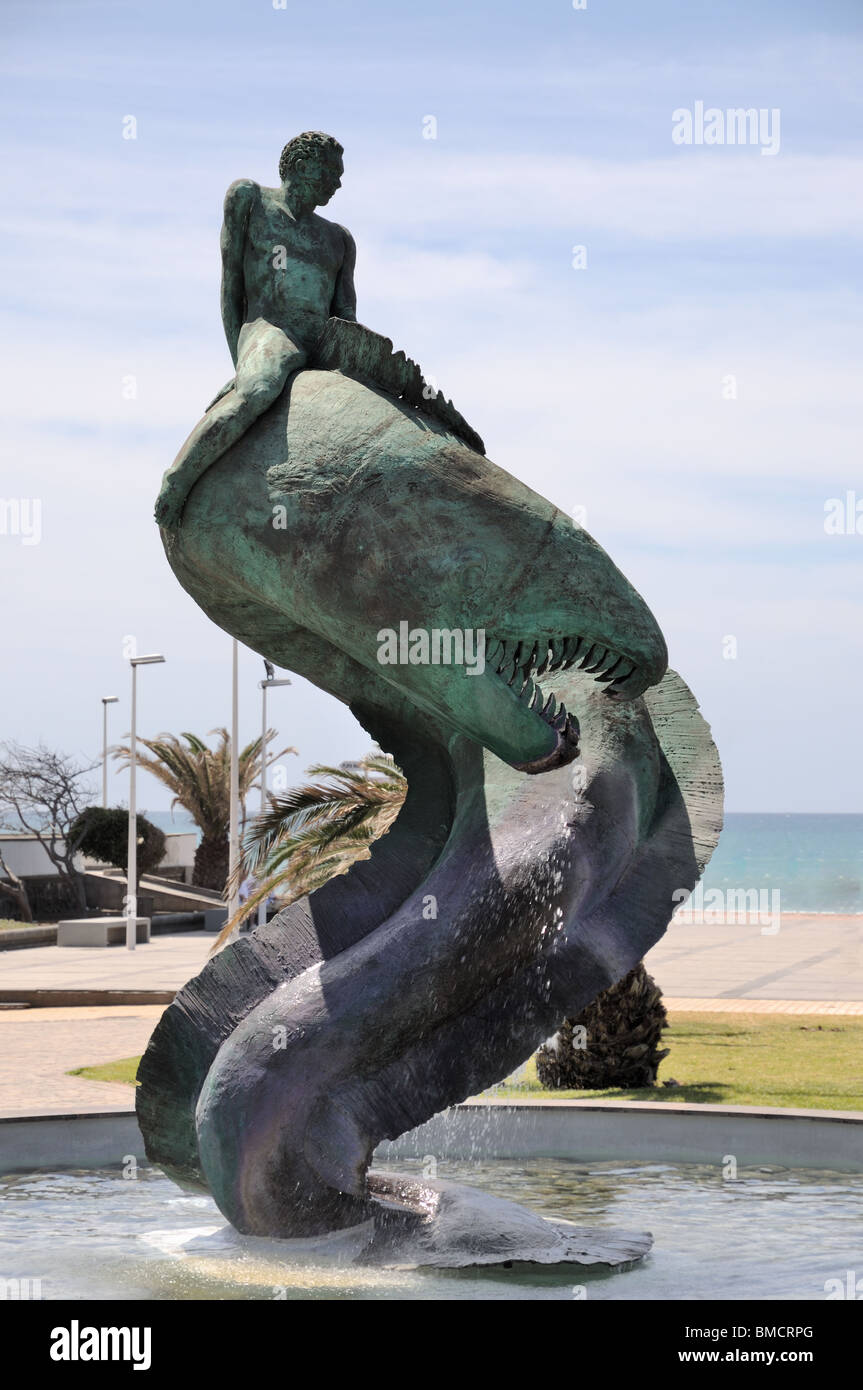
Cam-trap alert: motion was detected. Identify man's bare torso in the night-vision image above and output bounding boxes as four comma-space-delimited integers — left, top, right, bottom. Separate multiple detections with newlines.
241, 183, 350, 352
155, 136, 356, 529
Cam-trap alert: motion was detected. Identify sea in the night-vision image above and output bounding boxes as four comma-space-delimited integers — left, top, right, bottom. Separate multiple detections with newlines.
146, 811, 863, 916
693, 813, 862, 915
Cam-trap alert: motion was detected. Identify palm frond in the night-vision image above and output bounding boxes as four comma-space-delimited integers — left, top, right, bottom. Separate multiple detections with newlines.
211, 749, 407, 954
112, 728, 294, 845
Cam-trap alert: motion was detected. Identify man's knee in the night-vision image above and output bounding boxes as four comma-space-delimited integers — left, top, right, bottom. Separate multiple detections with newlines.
238, 349, 306, 413
237, 374, 285, 414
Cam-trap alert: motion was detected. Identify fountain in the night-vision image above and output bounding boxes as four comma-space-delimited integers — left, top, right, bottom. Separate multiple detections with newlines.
0, 131, 728, 1288
134, 130, 727, 1268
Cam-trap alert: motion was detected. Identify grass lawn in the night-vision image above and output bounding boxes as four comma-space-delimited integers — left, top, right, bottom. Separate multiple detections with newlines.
488, 1013, 863, 1111
68, 1013, 863, 1112
0, 919, 49, 930
70, 1057, 141, 1086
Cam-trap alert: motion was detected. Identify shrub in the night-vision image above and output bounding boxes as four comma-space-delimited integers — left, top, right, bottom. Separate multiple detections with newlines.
71, 807, 166, 878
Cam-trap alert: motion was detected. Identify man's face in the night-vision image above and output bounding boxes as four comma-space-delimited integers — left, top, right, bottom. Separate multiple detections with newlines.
294, 151, 344, 206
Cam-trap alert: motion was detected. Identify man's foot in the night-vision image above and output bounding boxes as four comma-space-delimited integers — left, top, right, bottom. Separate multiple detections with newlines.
154, 484, 184, 531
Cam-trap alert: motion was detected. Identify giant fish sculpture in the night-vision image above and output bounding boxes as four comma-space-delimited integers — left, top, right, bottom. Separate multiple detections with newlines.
139, 133, 723, 1266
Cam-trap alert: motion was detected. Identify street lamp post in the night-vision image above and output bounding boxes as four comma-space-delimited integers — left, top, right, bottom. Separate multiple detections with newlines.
101, 696, 118, 807
258, 669, 291, 927
228, 640, 240, 926
126, 654, 165, 951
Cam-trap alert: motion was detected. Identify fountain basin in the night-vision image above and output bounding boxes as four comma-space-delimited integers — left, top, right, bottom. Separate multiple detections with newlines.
1, 1157, 860, 1301
1, 1105, 860, 1300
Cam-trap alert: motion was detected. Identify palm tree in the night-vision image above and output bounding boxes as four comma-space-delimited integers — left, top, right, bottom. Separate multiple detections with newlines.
213, 751, 405, 948
535, 964, 670, 1090
113, 729, 295, 890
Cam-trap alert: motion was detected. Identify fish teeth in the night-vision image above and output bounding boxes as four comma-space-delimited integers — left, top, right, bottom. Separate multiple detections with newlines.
596, 654, 624, 682
611, 662, 635, 685
487, 639, 504, 668
562, 636, 582, 668
518, 642, 537, 680
535, 643, 553, 676
582, 646, 609, 673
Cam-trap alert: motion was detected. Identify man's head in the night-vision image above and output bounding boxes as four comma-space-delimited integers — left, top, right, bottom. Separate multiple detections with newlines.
278, 132, 344, 207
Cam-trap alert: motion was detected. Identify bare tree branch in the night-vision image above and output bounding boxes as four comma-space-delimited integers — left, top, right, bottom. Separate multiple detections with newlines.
0, 743, 97, 912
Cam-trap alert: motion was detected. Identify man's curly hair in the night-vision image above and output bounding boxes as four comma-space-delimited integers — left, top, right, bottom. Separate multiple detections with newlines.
278, 131, 343, 182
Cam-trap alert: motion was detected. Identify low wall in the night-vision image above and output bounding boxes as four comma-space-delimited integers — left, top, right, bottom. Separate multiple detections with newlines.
379, 1099, 863, 1173
15, 875, 82, 921
0, 1112, 144, 1174
85, 871, 221, 915
82, 874, 155, 916
1, 1101, 861, 1176
0, 927, 58, 951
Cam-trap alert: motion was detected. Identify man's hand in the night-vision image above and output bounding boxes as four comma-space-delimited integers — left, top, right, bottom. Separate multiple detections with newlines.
205, 378, 236, 411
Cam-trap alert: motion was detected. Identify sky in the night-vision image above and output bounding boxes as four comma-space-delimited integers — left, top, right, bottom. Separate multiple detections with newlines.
0, 0, 861, 815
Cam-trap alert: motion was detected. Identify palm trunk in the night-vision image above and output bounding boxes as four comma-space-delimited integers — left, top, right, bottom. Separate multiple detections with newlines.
193, 834, 229, 891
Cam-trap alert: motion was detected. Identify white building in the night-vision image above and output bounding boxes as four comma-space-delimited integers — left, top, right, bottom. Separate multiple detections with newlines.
0, 829, 196, 880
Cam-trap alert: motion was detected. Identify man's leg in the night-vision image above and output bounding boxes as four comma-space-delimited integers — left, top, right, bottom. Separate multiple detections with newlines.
156, 321, 305, 528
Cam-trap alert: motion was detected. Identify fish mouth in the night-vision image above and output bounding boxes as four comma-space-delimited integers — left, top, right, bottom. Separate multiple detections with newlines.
488, 632, 649, 774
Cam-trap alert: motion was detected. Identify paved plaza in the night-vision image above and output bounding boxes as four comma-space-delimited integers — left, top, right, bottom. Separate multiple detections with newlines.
644, 912, 863, 1001
4, 916, 861, 1001
0, 915, 861, 1118
0, 1005, 165, 1118
0, 930, 212, 994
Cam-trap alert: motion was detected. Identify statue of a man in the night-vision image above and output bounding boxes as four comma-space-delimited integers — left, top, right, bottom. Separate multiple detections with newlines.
155, 131, 356, 528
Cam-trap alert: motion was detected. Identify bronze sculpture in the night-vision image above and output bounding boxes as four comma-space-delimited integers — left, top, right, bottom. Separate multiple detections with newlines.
141, 134, 723, 1266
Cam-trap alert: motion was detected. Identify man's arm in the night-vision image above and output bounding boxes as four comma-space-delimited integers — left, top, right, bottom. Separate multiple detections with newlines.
331, 226, 357, 321
220, 179, 257, 365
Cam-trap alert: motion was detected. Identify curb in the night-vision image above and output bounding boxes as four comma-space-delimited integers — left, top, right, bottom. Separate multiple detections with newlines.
0, 989, 176, 1008
0, 928, 58, 951
0, 913, 207, 953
